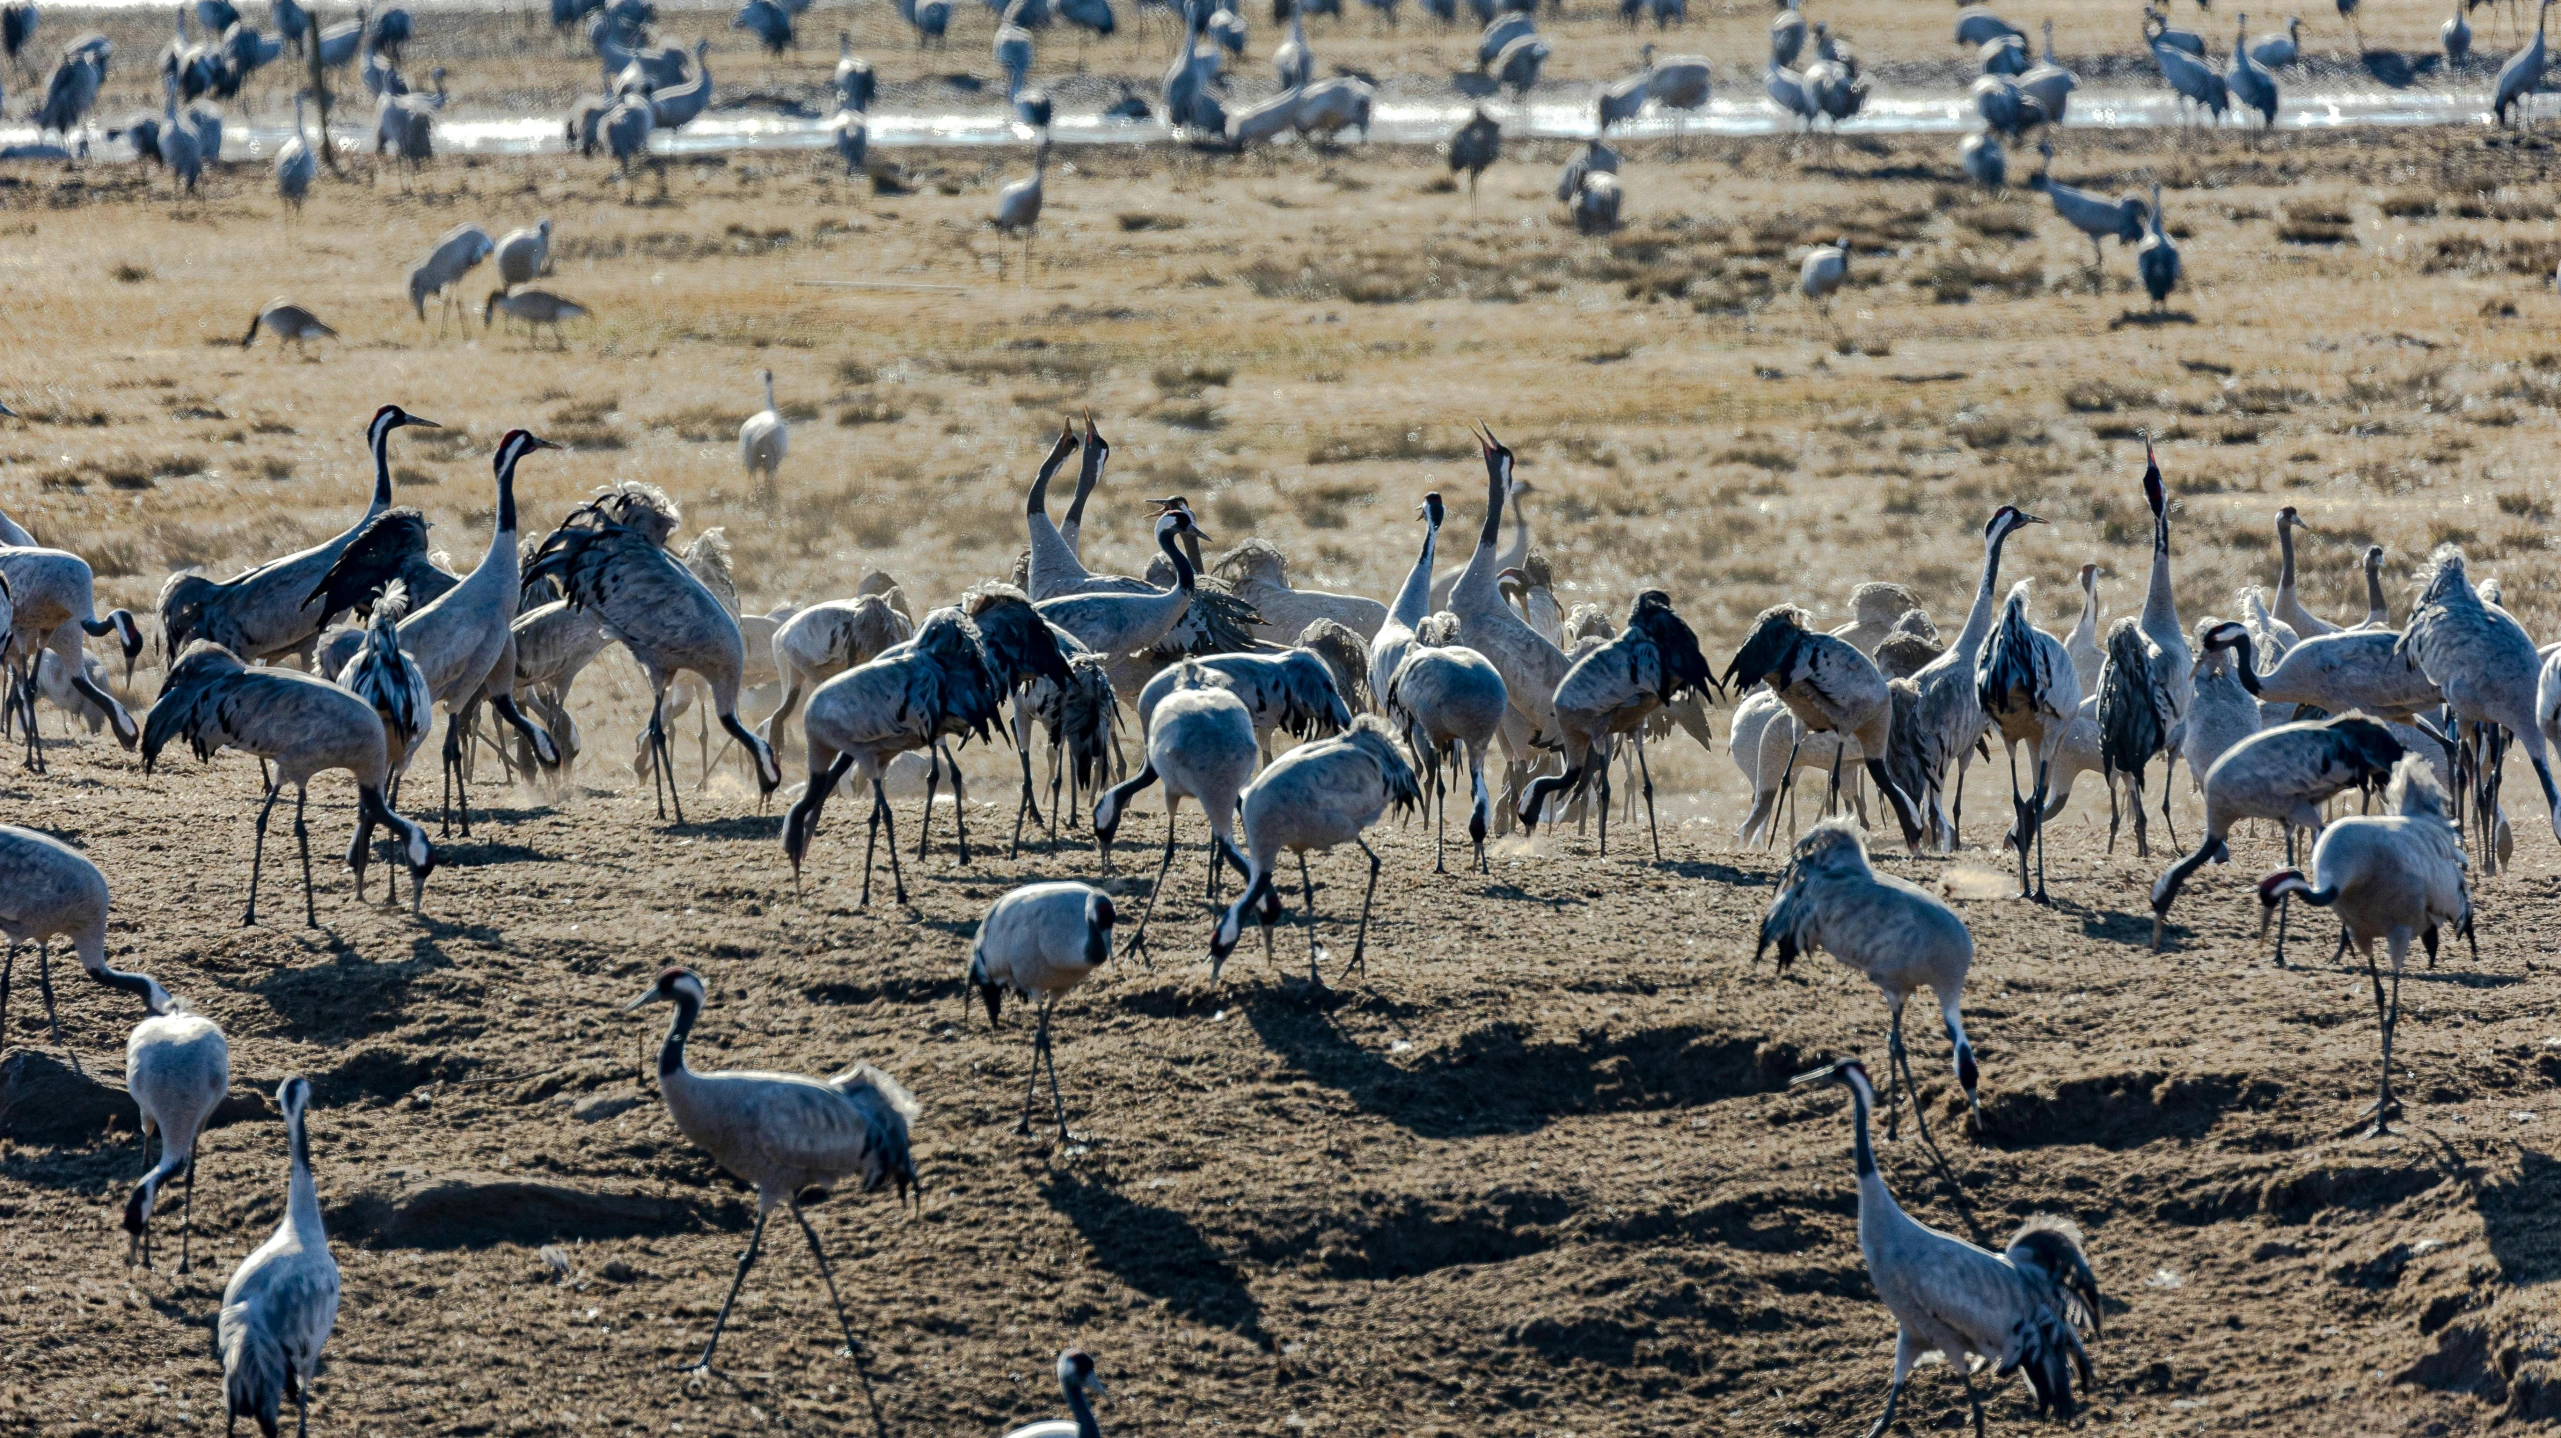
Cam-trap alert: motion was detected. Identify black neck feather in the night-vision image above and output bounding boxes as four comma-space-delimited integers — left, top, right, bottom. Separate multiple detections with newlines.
659, 991, 699, 1077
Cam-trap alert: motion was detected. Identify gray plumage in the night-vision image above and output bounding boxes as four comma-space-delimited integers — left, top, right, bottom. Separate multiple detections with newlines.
1795, 1058, 2101, 1434
733, 0, 791, 52
2064, 563, 2103, 697
1446, 107, 1500, 196
1730, 603, 1924, 853
1450, 431, 1569, 760
784, 588, 1069, 901
1388, 616, 1507, 873
0, 546, 139, 769
2177, 614, 2261, 811
645, 40, 711, 127
274, 92, 315, 207
2497, 0, 2552, 125
159, 406, 431, 667
2253, 13, 2300, 65
1370, 492, 1443, 706
483, 288, 588, 346
1832, 581, 1924, 656
2397, 543, 2561, 846
1212, 539, 1386, 644
830, 106, 868, 173
1769, 0, 1805, 62
2031, 142, 2147, 273
2096, 616, 2171, 858
1960, 132, 2006, 189
1975, 578, 2080, 900
1558, 136, 1621, 201
2208, 624, 2438, 720
242, 299, 335, 353
334, 580, 432, 774
1897, 506, 2039, 851
406, 222, 494, 332
739, 369, 786, 494
1095, 661, 1259, 950
1981, 31, 2027, 74
1135, 645, 1352, 758
1208, 714, 1420, 985
1953, 8, 2024, 46
968, 882, 1116, 1138
1521, 589, 1713, 858
1969, 73, 2040, 138
2446, 5, 2471, 63
144, 641, 436, 919
220, 1077, 338, 1438
1492, 31, 1549, 95
2259, 758, 2470, 1135
508, 596, 610, 776
524, 472, 777, 821
0, 823, 114, 1048
601, 93, 654, 174
2136, 447, 2193, 730
495, 218, 553, 287
1874, 611, 1944, 682
761, 593, 914, 755
833, 32, 875, 109
1475, 10, 1532, 66
1569, 172, 1622, 233
1294, 619, 1370, 715
2018, 19, 2075, 121
1037, 509, 1209, 661
627, 968, 918, 1370
2136, 183, 2179, 308
2152, 29, 2229, 119
2150, 709, 2404, 949
994, 0, 1033, 98
2226, 15, 2277, 126
122, 968, 228, 1274
1761, 822, 1978, 1137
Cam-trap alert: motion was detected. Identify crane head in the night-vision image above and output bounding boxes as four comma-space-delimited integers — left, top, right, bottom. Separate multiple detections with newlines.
2277, 503, 2310, 533
624, 965, 706, 1011
2141, 442, 2166, 517
1058, 1349, 1108, 1398
1788, 1056, 1869, 1090
1418, 491, 1444, 526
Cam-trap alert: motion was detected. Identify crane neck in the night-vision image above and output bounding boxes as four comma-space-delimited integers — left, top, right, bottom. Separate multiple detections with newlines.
1389, 517, 1440, 629
1064, 1383, 1100, 1438
1060, 444, 1104, 554
367, 417, 398, 516
2364, 554, 2388, 624
1848, 1077, 1876, 1179
2275, 516, 2297, 600
1026, 436, 1073, 517
492, 450, 521, 542
285, 1101, 325, 1237
1158, 522, 1197, 592
2143, 502, 2177, 631
657, 990, 700, 1079
88, 961, 167, 1016
1949, 522, 2015, 662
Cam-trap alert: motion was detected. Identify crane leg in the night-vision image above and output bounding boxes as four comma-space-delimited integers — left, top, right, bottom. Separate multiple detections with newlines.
1122, 798, 1180, 964
1863, 1332, 1919, 1438
940, 738, 972, 865
1298, 851, 1325, 988
1431, 745, 1449, 874
1042, 999, 1073, 1140
177, 1153, 199, 1274
2030, 755, 2053, 903
2273, 827, 2296, 968
293, 784, 318, 928
0, 942, 13, 1048
1637, 731, 1662, 861
1010, 713, 1043, 860
1825, 743, 1846, 818
1882, 1006, 1907, 1141
785, 1197, 866, 1359
2361, 937, 2406, 1137
2005, 742, 2032, 900
2158, 755, 2180, 850
1469, 742, 1493, 874
1595, 735, 1613, 857
441, 709, 474, 837
1957, 1362, 1986, 1438
1016, 997, 1048, 1134
1349, 837, 1383, 978
858, 780, 883, 907
1768, 734, 1804, 851
875, 775, 908, 905
34, 940, 61, 1047
917, 745, 940, 861
685, 1206, 771, 1374
245, 777, 285, 926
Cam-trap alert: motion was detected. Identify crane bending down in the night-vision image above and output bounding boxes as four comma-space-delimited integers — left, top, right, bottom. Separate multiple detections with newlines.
1760, 822, 1979, 1143
2149, 710, 2405, 956
122, 963, 230, 1274
145, 641, 438, 922
2259, 756, 2471, 1137
1794, 1058, 2102, 1436
966, 880, 1115, 1139
626, 967, 917, 1373
1518, 588, 1717, 857
1094, 659, 1258, 957
1208, 714, 1422, 987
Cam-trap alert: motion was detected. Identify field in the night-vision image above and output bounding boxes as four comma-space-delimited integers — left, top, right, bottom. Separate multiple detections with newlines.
7, 110, 2561, 1435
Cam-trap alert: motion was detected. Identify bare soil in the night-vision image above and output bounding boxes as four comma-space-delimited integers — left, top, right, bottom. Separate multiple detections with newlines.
6, 122, 2561, 1436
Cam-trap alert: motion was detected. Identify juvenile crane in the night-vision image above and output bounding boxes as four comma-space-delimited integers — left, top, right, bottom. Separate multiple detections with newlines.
626, 967, 918, 1371
2150, 710, 2405, 955
219, 1077, 339, 1438
1207, 714, 1421, 987
966, 880, 1116, 1139
2259, 757, 2471, 1136
333, 580, 432, 776
760, 592, 914, 757
1760, 822, 1979, 1141
1794, 1058, 2103, 1435
146, 642, 438, 922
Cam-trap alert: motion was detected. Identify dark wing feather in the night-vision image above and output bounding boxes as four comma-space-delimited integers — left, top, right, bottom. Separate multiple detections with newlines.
304, 509, 432, 629
2097, 618, 2165, 777
1723, 604, 1807, 692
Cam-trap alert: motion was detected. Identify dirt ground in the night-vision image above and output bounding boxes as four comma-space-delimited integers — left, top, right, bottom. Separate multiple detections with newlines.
8, 122, 2561, 1435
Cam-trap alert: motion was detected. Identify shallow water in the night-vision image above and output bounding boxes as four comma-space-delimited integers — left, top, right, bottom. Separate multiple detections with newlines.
0, 85, 2500, 160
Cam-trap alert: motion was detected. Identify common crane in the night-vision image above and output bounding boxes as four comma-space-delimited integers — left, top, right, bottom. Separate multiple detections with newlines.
219, 1077, 339, 1438
1096, 660, 1255, 952
2252, 13, 2300, 64
1726, 604, 1926, 852
2150, 710, 2404, 953
1212, 539, 1386, 643
0, 543, 142, 769
1519, 590, 1713, 857
1446, 107, 1499, 197
967, 881, 1116, 1138
2259, 757, 2471, 1136
992, 137, 1050, 273
1976, 579, 2080, 900
833, 31, 875, 109
274, 90, 314, 207
0, 823, 115, 1051
1006, 1351, 1108, 1438
2018, 19, 2076, 120
483, 288, 587, 347
625, 967, 917, 1371
1448, 430, 1570, 830
1762, 824, 1979, 1140
1901, 505, 2041, 851
739, 369, 787, 505
122, 965, 229, 1274
1207, 714, 1420, 986
2496, 0, 2551, 127
1388, 613, 1507, 871
241, 299, 335, 354
406, 222, 494, 335
2397, 544, 2561, 853
2137, 182, 2180, 306
494, 217, 553, 286
1794, 1058, 2102, 1433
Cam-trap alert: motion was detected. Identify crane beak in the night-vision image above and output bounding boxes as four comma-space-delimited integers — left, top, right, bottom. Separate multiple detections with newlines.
404, 415, 443, 430
1788, 1059, 1853, 1087
1086, 1375, 1109, 1401
622, 987, 665, 1012
2016, 510, 2047, 526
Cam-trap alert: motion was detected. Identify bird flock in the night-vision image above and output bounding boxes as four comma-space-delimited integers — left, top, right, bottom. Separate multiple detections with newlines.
0, 368, 2541, 1429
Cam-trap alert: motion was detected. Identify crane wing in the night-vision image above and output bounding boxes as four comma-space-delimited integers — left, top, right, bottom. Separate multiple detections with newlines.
304, 509, 431, 630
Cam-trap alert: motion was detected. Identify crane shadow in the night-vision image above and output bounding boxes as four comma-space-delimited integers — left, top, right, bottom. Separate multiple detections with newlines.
1241, 1003, 1782, 1139
1660, 859, 1770, 888
2477, 1149, 2561, 1287
2107, 310, 2199, 329
248, 937, 456, 1040
1037, 1171, 1267, 1345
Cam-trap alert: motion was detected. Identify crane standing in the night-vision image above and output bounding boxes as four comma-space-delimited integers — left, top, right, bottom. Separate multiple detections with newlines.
219, 1077, 340, 1438
1208, 715, 1421, 987
123, 968, 230, 1274
966, 881, 1116, 1139
625, 967, 917, 1372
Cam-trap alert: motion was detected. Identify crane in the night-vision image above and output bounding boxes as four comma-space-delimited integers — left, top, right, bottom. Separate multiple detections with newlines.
1207, 715, 1420, 986
219, 1076, 340, 1438
966, 880, 1116, 1138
